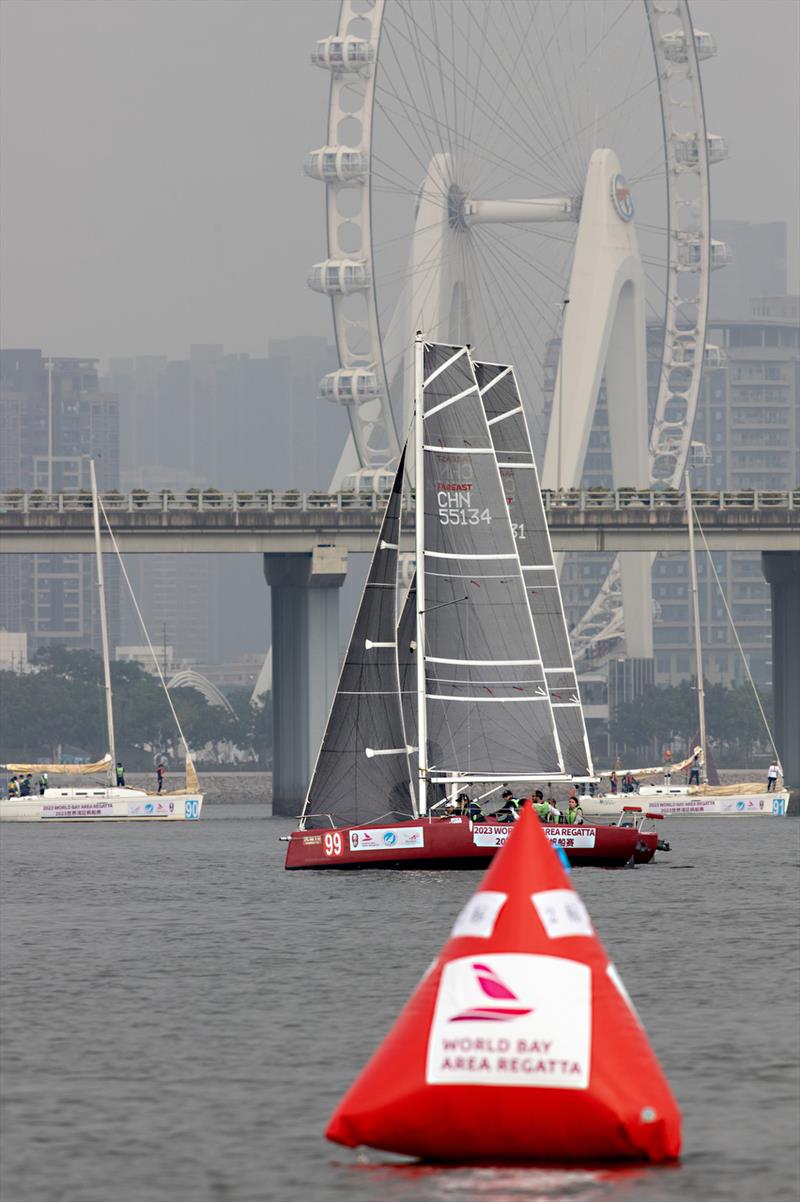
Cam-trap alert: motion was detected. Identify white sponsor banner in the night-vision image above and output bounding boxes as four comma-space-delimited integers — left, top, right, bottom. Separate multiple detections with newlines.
472, 824, 511, 848
717, 795, 771, 814
544, 827, 597, 849
42, 802, 115, 819
451, 891, 508, 939
348, 825, 424, 852
426, 953, 591, 1088
532, 889, 593, 939
128, 799, 171, 817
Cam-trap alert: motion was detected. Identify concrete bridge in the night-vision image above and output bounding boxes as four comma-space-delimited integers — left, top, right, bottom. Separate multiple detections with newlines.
1, 487, 798, 553
2, 488, 798, 806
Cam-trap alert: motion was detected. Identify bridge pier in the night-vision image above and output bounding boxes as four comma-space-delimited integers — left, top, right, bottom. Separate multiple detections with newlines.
264, 547, 347, 815
762, 551, 800, 789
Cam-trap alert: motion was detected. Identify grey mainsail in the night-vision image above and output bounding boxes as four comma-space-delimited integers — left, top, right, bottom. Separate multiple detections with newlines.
302, 449, 414, 827
419, 343, 563, 783
475, 360, 594, 779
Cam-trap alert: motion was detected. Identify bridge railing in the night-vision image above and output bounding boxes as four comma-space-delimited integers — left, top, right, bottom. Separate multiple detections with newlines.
0, 488, 797, 514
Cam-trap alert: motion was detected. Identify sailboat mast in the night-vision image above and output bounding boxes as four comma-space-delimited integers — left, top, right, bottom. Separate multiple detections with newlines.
686, 474, 707, 783
414, 332, 429, 816
90, 459, 117, 780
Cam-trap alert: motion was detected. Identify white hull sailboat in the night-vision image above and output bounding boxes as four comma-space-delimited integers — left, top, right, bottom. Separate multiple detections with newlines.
581, 476, 789, 819
1, 462, 203, 823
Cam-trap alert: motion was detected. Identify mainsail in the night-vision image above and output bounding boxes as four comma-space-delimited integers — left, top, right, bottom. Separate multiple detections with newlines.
476, 361, 594, 779
418, 343, 563, 785
302, 450, 414, 827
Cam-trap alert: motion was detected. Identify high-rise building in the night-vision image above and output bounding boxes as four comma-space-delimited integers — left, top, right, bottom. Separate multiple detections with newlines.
0, 350, 120, 654
102, 338, 343, 669
710, 221, 788, 320
541, 297, 799, 691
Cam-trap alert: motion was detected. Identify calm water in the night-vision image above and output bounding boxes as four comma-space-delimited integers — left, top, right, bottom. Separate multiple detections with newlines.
1, 802, 798, 1202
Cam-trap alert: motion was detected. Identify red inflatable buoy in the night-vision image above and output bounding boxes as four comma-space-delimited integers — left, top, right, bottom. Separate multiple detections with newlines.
326, 805, 681, 1162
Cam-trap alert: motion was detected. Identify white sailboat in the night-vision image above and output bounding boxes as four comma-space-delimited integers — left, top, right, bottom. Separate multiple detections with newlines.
581, 474, 790, 819
1, 461, 204, 822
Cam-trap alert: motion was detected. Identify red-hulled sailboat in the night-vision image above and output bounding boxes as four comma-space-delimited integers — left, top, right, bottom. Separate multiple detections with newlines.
326, 803, 681, 1162
283, 339, 665, 871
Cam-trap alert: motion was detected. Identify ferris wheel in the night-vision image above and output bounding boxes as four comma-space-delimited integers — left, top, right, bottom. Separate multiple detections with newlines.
305, 0, 727, 662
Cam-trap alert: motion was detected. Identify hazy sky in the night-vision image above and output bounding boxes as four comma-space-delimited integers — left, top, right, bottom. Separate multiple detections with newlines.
1, 0, 797, 364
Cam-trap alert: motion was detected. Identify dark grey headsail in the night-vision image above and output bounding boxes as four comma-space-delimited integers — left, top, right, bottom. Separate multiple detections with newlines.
475, 360, 594, 779
302, 449, 414, 827
419, 343, 563, 783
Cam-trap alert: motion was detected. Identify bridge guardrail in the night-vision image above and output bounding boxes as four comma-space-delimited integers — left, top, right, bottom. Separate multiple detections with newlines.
0, 488, 797, 514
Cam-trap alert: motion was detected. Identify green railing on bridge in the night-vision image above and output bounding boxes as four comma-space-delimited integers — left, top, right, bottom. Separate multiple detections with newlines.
1, 487, 798, 515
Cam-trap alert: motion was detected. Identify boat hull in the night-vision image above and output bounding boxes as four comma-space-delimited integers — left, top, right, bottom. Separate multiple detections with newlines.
0, 790, 204, 822
284, 815, 655, 870
580, 789, 790, 819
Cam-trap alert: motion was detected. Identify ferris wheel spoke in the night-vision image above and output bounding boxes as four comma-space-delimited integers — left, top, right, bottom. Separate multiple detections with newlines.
379, 47, 453, 190
388, 4, 575, 192
472, 229, 572, 338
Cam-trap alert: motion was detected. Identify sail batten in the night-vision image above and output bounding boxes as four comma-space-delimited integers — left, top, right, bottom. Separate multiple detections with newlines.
476, 360, 594, 780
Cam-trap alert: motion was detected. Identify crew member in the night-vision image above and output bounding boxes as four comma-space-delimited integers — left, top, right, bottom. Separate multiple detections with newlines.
567, 795, 584, 825
38, 772, 48, 796
688, 751, 701, 787
767, 761, 780, 792
156, 763, 165, 794
496, 789, 520, 822
116, 762, 125, 787
8, 775, 19, 797
20, 774, 31, 797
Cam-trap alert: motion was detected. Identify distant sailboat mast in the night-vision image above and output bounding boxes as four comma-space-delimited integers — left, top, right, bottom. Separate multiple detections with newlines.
90, 459, 116, 784
685, 474, 708, 783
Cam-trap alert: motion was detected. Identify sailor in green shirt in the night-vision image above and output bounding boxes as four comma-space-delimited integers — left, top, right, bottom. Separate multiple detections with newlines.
567, 790, 584, 825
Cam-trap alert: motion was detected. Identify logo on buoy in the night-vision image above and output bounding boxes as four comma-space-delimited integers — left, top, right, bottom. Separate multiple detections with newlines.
450, 962, 533, 1023
611, 173, 634, 222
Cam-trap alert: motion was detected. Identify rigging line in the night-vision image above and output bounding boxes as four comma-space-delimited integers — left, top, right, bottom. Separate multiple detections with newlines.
386, 5, 572, 193
693, 512, 781, 763
95, 492, 195, 769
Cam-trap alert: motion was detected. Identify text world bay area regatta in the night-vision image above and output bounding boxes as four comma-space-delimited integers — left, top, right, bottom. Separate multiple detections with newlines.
436, 1037, 582, 1082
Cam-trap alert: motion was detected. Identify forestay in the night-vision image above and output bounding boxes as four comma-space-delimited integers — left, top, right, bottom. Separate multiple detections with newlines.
476, 360, 594, 779
302, 450, 414, 827
420, 344, 563, 782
